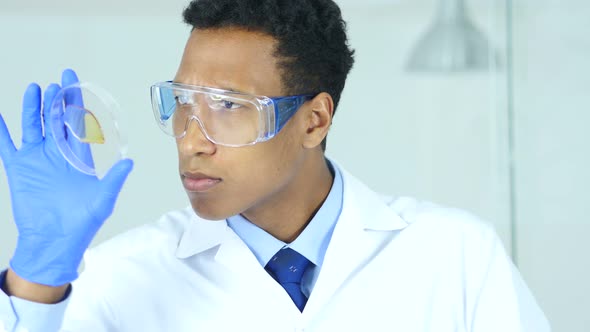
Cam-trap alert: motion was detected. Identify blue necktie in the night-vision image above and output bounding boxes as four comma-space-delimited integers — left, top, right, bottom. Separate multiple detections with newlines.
265, 248, 311, 312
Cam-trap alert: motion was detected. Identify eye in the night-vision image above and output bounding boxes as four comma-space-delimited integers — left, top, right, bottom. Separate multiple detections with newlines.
223, 100, 240, 109
174, 94, 193, 105
209, 95, 243, 111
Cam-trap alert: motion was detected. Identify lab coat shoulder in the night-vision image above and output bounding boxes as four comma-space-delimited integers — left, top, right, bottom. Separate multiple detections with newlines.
386, 194, 492, 233
383, 194, 503, 292
382, 196, 550, 332
339, 163, 496, 238
385, 194, 507, 272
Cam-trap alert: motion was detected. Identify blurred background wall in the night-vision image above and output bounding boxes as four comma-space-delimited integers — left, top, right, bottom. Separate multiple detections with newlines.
0, 0, 588, 330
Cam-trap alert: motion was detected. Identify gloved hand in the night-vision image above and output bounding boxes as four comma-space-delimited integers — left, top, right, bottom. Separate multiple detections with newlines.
0, 69, 133, 287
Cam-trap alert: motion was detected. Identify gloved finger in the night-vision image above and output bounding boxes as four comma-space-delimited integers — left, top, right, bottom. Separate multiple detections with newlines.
91, 158, 134, 222
61, 69, 83, 107
0, 113, 17, 163
42, 83, 61, 140
21, 83, 43, 145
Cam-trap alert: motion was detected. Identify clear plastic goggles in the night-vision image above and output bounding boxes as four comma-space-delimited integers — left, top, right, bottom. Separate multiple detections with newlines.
150, 81, 312, 147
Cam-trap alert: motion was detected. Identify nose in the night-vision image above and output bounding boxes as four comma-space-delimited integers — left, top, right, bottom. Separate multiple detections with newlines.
177, 115, 216, 156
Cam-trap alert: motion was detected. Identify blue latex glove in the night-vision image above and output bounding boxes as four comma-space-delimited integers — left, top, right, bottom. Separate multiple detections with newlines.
0, 69, 133, 287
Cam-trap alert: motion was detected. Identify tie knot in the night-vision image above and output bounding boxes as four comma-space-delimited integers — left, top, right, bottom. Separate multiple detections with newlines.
266, 248, 311, 284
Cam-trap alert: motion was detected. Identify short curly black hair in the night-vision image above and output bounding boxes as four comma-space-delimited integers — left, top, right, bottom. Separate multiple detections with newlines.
183, 0, 355, 151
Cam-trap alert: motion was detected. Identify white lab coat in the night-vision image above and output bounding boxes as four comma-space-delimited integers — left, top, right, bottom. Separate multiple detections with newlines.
54, 166, 549, 331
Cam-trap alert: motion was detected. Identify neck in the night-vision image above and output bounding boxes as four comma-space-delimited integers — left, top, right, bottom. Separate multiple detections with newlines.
242, 152, 334, 243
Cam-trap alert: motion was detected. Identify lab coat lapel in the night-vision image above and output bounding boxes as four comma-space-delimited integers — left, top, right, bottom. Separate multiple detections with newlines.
303, 168, 408, 317
214, 227, 266, 274
175, 215, 227, 259
175, 215, 297, 315
175, 212, 262, 273
216, 228, 304, 313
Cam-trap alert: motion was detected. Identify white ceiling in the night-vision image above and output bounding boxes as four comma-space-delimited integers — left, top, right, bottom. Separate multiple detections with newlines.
0, 0, 401, 16
0, 0, 187, 16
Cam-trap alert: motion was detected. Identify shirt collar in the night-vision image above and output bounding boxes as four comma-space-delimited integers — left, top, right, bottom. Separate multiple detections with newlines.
227, 160, 343, 268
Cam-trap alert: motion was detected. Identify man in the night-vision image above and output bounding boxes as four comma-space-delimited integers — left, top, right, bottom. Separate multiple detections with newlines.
0, 0, 550, 331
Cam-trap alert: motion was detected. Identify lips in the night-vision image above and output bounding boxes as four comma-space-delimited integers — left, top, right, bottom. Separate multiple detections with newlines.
181, 172, 222, 192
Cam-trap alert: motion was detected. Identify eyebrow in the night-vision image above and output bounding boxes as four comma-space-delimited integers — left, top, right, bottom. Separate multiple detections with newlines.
217, 86, 242, 93
172, 79, 248, 95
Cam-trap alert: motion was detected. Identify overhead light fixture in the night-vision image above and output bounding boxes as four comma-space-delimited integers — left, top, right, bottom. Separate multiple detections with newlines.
406, 0, 498, 72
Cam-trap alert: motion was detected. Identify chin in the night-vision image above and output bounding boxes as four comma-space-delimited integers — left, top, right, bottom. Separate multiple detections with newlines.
189, 198, 236, 221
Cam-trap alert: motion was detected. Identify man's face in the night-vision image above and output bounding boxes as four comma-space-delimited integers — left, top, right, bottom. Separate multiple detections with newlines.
173, 28, 309, 220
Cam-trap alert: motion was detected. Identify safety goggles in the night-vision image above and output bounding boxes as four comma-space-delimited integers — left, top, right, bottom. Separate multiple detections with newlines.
150, 81, 313, 147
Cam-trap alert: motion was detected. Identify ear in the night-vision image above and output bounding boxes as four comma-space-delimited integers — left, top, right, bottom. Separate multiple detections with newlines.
302, 92, 334, 149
